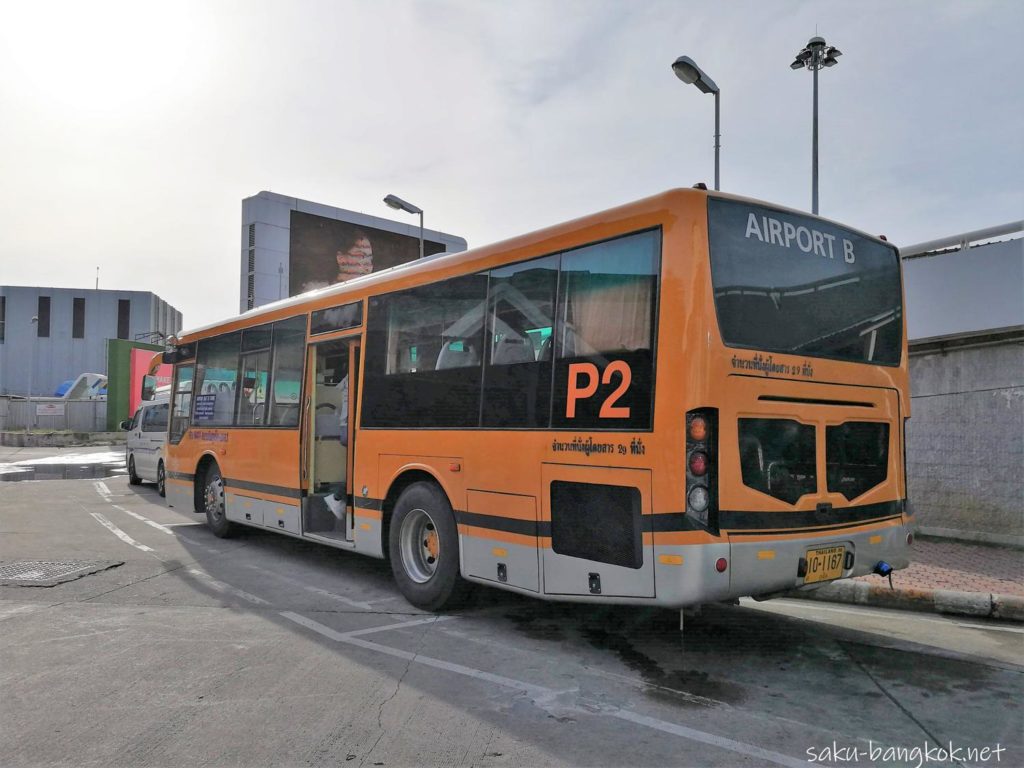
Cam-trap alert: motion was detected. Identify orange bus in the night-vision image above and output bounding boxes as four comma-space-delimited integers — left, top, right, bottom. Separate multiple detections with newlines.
164, 188, 913, 611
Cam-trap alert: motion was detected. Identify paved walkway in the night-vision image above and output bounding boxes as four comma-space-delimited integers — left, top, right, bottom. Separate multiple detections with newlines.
795, 536, 1024, 620
855, 537, 1024, 597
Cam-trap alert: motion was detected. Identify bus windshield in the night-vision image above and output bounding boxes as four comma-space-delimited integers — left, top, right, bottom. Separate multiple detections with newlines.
708, 198, 902, 365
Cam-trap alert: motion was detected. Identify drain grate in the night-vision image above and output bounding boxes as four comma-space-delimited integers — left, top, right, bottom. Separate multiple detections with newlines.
0, 560, 123, 587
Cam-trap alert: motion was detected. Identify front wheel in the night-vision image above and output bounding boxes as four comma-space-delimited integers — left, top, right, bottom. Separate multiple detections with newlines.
127, 455, 142, 486
156, 461, 166, 498
203, 463, 234, 538
388, 482, 469, 611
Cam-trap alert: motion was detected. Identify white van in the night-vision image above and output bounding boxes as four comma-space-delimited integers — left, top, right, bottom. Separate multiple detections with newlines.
120, 398, 169, 496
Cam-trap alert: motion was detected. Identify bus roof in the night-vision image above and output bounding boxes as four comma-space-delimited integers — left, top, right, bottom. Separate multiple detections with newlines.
176, 188, 896, 343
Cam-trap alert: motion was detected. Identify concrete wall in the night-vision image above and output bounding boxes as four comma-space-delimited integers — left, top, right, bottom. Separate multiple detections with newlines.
0, 286, 182, 397
907, 336, 1024, 542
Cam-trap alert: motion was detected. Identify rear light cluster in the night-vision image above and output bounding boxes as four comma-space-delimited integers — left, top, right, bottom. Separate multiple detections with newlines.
686, 408, 718, 531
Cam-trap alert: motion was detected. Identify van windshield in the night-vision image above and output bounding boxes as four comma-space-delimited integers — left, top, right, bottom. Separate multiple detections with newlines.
708, 198, 902, 365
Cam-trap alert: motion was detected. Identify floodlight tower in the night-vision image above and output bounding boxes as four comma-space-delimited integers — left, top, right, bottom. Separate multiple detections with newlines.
791, 36, 842, 214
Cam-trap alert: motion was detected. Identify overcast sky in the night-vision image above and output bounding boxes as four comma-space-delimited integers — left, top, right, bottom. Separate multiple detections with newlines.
1, 0, 1021, 330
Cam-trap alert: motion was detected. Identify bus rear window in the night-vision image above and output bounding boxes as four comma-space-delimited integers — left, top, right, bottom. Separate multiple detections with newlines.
708, 198, 902, 366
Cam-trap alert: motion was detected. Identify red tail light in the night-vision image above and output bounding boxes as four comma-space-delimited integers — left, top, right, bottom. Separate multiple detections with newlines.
686, 409, 718, 532
715, 557, 728, 573
688, 451, 709, 476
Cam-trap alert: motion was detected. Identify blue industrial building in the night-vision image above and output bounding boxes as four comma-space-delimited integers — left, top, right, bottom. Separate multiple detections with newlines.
0, 286, 182, 397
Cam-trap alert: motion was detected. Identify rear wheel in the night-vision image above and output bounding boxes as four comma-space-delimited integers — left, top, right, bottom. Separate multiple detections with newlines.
156, 461, 166, 498
203, 463, 234, 538
388, 482, 469, 611
127, 455, 142, 486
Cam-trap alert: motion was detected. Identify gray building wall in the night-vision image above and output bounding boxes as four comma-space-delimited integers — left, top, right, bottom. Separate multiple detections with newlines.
902, 236, 1024, 544
907, 337, 1024, 542
240, 191, 468, 312
0, 286, 183, 397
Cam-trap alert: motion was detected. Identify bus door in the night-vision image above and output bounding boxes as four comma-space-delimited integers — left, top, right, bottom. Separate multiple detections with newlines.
302, 337, 360, 541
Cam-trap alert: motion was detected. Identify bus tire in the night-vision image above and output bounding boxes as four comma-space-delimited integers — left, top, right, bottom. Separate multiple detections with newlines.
202, 462, 235, 538
388, 481, 468, 612
157, 461, 166, 498
127, 455, 142, 486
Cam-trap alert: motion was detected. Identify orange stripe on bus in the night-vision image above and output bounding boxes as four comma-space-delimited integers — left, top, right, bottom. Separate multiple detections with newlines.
354, 508, 383, 520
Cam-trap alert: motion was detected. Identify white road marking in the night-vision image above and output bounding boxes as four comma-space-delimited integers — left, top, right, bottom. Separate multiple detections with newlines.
187, 568, 269, 606
282, 611, 550, 696
93, 481, 111, 498
111, 505, 175, 535
610, 709, 808, 768
341, 615, 456, 637
760, 598, 1024, 633
0, 604, 47, 622
952, 621, 1024, 634
241, 563, 374, 610
90, 512, 155, 553
281, 611, 807, 768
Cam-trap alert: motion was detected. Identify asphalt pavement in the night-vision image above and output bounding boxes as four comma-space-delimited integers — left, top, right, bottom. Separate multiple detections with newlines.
1, 459, 1022, 767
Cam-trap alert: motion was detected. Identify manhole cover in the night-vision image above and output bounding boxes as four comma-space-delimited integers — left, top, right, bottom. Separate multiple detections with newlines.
0, 560, 123, 587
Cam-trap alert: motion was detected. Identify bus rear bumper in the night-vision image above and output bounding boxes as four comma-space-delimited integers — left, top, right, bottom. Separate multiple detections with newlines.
655, 519, 914, 607
728, 520, 913, 602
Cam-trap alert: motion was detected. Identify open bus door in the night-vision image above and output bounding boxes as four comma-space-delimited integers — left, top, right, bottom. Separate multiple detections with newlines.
301, 337, 360, 543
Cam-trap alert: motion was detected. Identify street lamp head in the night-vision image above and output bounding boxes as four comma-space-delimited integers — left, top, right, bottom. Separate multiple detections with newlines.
808, 36, 826, 49
671, 55, 718, 94
383, 194, 422, 216
30, 316, 38, 324
790, 58, 806, 70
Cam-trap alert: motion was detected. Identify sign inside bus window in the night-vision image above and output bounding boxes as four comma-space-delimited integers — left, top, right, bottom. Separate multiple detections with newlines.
567, 361, 631, 419
744, 212, 857, 263
553, 352, 653, 431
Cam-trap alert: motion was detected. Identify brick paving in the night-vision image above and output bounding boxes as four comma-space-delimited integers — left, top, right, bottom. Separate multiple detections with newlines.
855, 538, 1024, 597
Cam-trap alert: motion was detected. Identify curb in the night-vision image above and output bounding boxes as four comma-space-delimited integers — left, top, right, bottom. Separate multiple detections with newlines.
786, 580, 1024, 622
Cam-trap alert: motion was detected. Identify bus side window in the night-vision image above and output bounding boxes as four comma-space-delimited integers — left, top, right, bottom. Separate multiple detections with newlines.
169, 365, 193, 444
268, 315, 306, 427
481, 253, 558, 428
551, 230, 660, 430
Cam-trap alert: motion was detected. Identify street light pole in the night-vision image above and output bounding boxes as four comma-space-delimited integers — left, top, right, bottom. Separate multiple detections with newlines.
671, 55, 721, 191
714, 89, 720, 192
812, 60, 819, 214
791, 36, 842, 215
417, 209, 424, 261
28, 316, 38, 430
383, 194, 425, 259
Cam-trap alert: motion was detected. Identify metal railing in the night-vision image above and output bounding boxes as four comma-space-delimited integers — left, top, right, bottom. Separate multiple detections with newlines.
901, 221, 1023, 258
0, 397, 108, 432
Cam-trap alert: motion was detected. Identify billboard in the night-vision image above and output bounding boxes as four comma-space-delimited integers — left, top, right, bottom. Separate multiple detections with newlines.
129, 348, 171, 414
288, 211, 447, 296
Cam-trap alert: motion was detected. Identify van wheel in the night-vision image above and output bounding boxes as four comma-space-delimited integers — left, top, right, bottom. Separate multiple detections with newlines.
157, 461, 166, 498
388, 482, 469, 611
203, 463, 234, 538
128, 456, 142, 486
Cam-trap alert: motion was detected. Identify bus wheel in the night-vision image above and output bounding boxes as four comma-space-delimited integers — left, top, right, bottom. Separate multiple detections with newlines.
389, 482, 468, 612
157, 461, 166, 498
203, 463, 234, 538
128, 456, 142, 486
